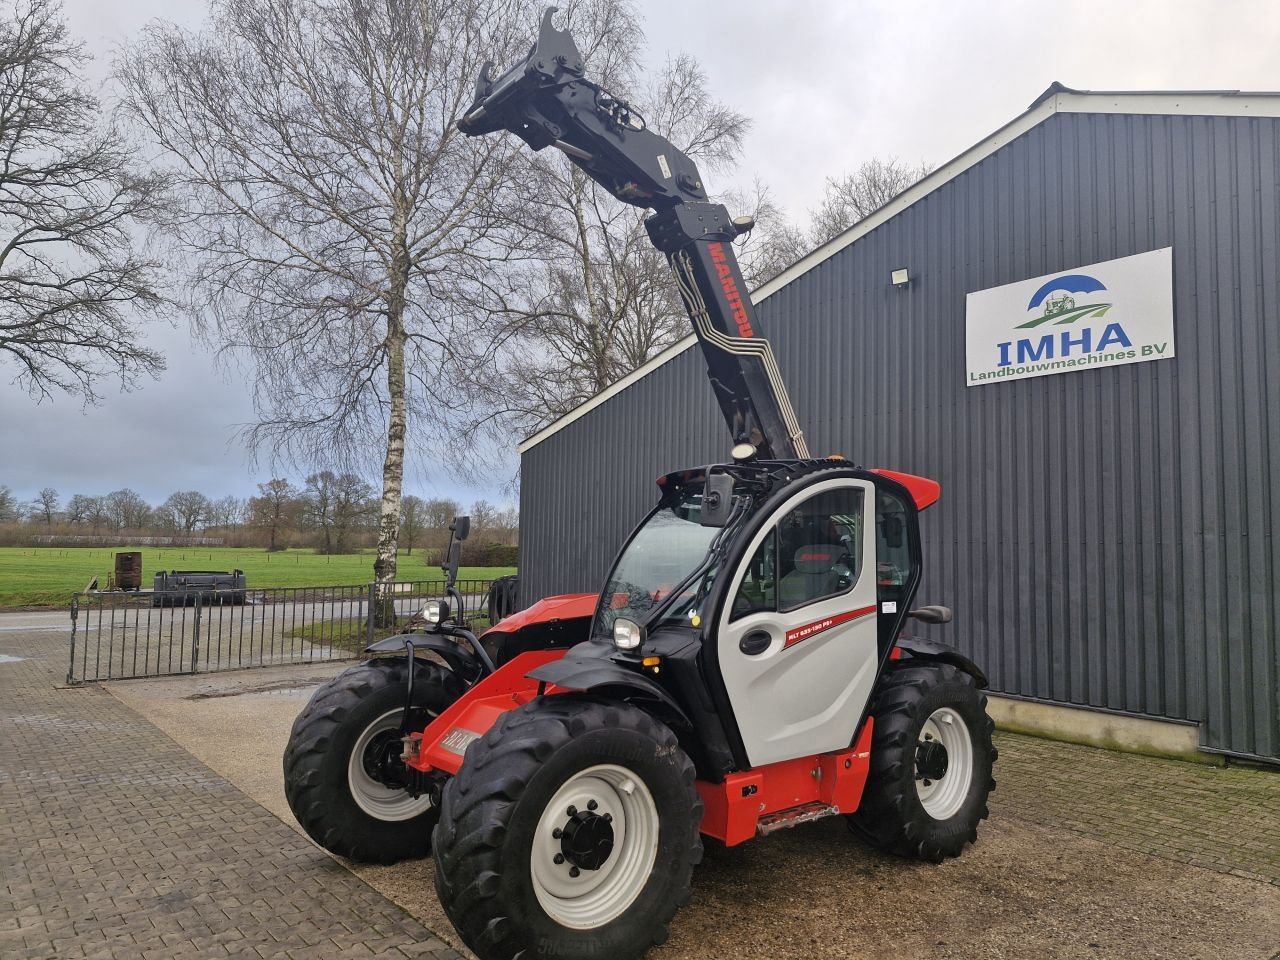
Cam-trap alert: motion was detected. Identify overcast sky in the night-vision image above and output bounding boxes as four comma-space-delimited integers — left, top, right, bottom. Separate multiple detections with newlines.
4, 0, 1279, 508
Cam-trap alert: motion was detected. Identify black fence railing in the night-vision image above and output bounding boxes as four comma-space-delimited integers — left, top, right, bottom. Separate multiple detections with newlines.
67, 578, 498, 684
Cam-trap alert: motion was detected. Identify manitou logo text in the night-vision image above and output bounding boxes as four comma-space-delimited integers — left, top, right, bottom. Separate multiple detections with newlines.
708, 242, 754, 337
965, 249, 1175, 386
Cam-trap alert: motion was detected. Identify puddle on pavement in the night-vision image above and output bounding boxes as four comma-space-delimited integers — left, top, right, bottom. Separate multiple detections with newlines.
234, 686, 319, 699
186, 682, 322, 701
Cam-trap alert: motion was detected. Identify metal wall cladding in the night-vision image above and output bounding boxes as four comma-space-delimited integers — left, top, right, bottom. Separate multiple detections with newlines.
519, 111, 1280, 761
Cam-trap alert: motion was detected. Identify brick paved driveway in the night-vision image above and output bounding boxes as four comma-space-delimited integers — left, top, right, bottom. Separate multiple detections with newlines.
0, 628, 460, 960
6, 616, 1280, 960
995, 730, 1280, 886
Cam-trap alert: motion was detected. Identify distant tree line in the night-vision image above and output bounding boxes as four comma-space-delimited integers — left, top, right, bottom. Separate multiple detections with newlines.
0, 480, 517, 564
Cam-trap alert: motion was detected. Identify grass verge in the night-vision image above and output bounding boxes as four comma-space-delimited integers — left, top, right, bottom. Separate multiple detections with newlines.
0, 545, 513, 609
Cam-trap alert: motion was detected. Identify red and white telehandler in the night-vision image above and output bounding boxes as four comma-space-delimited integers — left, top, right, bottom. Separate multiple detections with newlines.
284, 11, 996, 959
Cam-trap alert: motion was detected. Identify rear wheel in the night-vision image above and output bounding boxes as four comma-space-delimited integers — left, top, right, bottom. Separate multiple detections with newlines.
283, 657, 462, 863
433, 697, 702, 960
848, 663, 996, 862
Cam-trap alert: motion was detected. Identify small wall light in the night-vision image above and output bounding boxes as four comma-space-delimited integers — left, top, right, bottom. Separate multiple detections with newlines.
891, 267, 910, 288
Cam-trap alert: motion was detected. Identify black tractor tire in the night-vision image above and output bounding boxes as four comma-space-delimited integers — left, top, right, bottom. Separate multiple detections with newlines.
433, 697, 703, 960
847, 663, 996, 862
283, 657, 463, 864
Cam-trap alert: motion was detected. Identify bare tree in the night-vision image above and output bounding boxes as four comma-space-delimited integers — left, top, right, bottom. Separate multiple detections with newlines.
64, 491, 90, 525
400, 494, 423, 556
423, 497, 462, 530
119, 0, 536, 599
302, 472, 336, 554
469, 498, 499, 534
415, 496, 462, 561
0, 484, 18, 522
151, 503, 177, 532
87, 494, 108, 532
163, 490, 210, 534
207, 494, 243, 529
725, 179, 810, 290
0, 0, 166, 403
331, 473, 374, 554
104, 488, 149, 531
470, 15, 752, 438
808, 157, 934, 244
303, 470, 372, 554
31, 486, 57, 524
248, 478, 296, 552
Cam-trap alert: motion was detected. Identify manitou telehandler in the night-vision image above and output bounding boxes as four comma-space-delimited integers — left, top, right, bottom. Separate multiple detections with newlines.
284, 11, 995, 959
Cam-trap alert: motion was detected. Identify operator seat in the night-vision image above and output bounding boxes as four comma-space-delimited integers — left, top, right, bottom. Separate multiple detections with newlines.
778, 544, 845, 610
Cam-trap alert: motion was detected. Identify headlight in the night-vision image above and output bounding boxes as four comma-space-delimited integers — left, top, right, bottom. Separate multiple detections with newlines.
613, 617, 644, 650
422, 599, 450, 624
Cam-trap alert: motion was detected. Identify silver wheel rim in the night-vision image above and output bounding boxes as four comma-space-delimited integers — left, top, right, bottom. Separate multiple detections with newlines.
347, 708, 433, 821
530, 763, 660, 930
915, 707, 974, 820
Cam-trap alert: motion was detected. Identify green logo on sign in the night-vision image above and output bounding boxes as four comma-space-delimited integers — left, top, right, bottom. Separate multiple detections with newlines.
1015, 273, 1111, 328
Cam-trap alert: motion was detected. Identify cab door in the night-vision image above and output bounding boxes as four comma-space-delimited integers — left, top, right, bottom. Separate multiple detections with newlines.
716, 478, 880, 767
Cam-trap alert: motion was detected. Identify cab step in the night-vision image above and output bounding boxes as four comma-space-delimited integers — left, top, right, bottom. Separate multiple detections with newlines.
756, 802, 840, 836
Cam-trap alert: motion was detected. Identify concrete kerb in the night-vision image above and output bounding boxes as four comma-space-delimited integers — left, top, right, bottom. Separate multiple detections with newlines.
986, 693, 1214, 764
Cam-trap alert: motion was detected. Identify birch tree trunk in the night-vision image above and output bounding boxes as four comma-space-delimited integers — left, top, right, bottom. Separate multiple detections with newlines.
374, 212, 410, 624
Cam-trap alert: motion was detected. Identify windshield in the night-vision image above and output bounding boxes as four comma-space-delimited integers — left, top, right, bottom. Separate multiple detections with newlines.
593, 487, 720, 639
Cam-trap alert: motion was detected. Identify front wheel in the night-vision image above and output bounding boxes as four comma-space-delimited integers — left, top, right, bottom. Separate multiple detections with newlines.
847, 663, 996, 862
433, 697, 703, 960
283, 657, 462, 863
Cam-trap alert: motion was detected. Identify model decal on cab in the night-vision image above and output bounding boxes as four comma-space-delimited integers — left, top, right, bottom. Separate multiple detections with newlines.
784, 604, 878, 649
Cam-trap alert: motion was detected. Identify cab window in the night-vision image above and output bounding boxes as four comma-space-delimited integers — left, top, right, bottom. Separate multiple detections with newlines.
874, 490, 914, 614
731, 486, 864, 619
874, 489, 920, 655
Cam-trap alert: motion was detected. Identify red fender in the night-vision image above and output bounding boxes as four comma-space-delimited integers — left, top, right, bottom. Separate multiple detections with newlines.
406, 649, 566, 776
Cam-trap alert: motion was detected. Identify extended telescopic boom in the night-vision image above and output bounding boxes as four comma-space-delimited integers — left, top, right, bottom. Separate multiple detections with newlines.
458, 8, 809, 460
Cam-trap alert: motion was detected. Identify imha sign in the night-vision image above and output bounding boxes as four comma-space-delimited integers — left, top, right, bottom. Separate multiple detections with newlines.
965, 248, 1175, 385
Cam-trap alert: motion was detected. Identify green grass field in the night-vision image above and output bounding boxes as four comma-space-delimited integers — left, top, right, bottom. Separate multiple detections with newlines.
0, 546, 515, 610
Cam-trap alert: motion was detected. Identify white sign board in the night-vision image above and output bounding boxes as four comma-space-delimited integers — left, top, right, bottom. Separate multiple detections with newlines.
965, 248, 1174, 386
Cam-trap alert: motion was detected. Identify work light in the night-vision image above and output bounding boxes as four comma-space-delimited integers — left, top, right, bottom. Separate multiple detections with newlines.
613, 617, 644, 650
422, 599, 450, 624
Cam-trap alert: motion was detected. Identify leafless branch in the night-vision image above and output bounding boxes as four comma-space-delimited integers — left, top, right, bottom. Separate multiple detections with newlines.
0, 0, 168, 404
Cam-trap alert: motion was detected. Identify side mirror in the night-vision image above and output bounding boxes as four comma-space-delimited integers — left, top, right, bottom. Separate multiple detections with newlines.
699, 472, 735, 527
908, 605, 953, 624
451, 516, 471, 542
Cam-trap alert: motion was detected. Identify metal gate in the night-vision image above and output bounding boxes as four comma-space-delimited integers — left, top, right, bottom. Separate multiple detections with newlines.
67, 578, 495, 684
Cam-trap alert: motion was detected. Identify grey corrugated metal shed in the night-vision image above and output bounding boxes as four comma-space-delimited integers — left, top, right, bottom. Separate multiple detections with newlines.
517, 87, 1280, 762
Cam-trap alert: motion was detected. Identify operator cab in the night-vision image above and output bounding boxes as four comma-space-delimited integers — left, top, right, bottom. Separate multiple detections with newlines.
582, 458, 929, 773
591, 460, 927, 647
